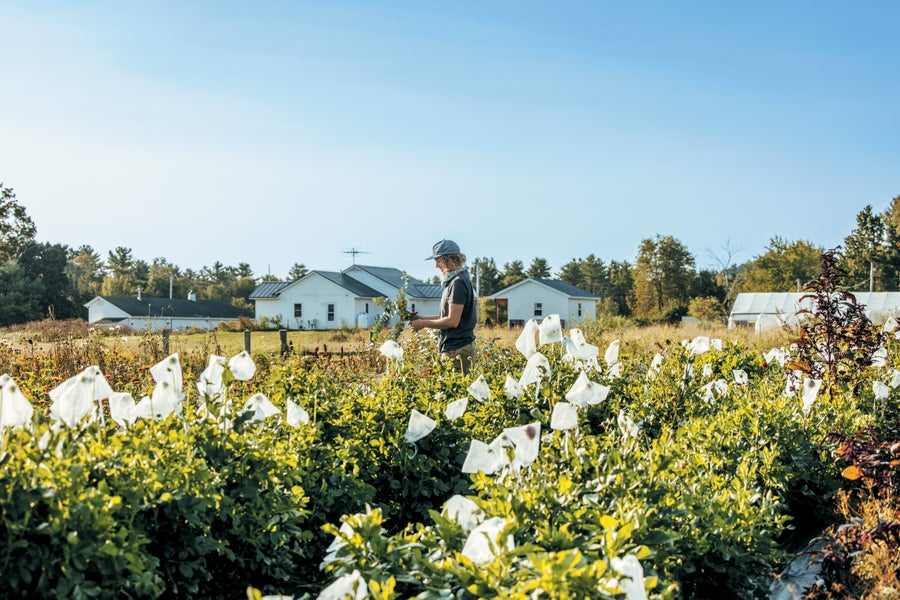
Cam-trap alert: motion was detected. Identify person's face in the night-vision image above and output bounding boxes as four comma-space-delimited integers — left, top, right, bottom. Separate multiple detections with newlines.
435, 256, 450, 273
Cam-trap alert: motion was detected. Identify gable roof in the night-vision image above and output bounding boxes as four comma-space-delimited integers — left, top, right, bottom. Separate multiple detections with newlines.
249, 281, 292, 299
91, 296, 252, 319
342, 265, 441, 299
250, 265, 442, 301
489, 278, 598, 299
316, 271, 385, 297
248, 270, 383, 299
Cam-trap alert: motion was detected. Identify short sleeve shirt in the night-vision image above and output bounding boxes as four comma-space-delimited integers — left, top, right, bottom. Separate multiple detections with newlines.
439, 269, 476, 353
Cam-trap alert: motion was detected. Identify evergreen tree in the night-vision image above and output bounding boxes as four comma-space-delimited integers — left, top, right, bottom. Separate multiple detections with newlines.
526, 257, 551, 279
842, 204, 887, 291
288, 263, 308, 280
0, 262, 42, 325
501, 260, 527, 288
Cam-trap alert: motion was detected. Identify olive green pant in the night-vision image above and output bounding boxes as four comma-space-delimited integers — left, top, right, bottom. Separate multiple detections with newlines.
441, 341, 476, 374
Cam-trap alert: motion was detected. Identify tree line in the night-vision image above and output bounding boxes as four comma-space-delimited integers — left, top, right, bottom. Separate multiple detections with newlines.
1, 181, 898, 327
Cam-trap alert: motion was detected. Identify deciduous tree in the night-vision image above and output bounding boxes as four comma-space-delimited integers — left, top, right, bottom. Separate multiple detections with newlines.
738, 237, 823, 293
0, 183, 37, 261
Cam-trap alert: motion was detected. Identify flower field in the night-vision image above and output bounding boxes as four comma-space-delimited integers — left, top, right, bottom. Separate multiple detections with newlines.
1, 309, 898, 599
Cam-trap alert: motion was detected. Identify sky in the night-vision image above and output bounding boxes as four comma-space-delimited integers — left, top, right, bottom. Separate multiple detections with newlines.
2, 1, 898, 283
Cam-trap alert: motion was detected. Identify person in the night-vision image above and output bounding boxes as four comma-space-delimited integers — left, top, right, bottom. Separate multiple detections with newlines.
409, 239, 477, 374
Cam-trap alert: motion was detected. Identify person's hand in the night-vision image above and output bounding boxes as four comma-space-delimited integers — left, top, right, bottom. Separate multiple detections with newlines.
409, 319, 425, 332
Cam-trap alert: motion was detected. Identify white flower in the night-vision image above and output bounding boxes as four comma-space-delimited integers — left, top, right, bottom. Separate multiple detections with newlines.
733, 369, 749, 385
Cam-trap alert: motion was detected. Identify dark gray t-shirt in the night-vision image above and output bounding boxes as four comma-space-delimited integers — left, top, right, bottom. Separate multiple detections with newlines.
439, 269, 476, 352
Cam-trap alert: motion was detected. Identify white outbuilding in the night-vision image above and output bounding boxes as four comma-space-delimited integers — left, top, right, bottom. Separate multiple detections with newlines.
84, 291, 253, 331
488, 278, 598, 328
728, 291, 900, 333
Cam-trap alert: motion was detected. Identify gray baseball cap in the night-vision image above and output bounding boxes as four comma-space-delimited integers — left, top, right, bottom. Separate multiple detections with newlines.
425, 239, 460, 260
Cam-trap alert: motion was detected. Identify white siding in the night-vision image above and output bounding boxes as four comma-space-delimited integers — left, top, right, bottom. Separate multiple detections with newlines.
567, 298, 596, 323
503, 282, 570, 325
85, 298, 129, 323
255, 274, 361, 330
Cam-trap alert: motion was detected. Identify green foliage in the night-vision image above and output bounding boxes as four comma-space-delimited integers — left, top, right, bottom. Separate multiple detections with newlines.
687, 296, 726, 322
0, 183, 37, 262
2, 314, 894, 598
738, 236, 823, 293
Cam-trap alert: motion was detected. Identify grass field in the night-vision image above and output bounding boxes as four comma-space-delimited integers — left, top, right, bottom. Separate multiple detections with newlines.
0, 317, 792, 362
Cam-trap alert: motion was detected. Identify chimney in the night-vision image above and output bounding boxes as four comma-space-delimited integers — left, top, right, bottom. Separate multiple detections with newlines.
188, 289, 197, 301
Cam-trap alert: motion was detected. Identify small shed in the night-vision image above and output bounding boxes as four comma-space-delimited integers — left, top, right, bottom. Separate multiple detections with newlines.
489, 278, 598, 327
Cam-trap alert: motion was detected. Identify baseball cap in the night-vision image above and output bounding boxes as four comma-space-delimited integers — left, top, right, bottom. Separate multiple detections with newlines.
425, 239, 461, 260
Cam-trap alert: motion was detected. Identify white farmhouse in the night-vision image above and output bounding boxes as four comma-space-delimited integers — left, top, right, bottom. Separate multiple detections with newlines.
489, 278, 598, 327
84, 291, 252, 331
249, 265, 442, 330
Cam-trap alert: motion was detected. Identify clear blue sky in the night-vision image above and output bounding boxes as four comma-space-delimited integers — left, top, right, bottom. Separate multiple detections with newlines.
2, 1, 898, 282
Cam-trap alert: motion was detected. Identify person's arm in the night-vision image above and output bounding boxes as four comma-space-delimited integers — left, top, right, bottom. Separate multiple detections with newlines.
409, 303, 463, 331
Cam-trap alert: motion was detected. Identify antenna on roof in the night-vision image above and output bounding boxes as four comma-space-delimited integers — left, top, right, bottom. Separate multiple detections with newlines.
343, 248, 371, 265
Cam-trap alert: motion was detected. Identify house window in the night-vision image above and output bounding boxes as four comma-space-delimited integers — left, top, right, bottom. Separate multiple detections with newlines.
327, 304, 335, 321
294, 303, 302, 318
577, 303, 582, 317
534, 302, 543, 317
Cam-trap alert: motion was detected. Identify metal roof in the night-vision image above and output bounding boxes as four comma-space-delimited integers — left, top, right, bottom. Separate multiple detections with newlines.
489, 278, 598, 299
316, 271, 385, 297
249, 281, 292, 299
409, 283, 443, 298
93, 296, 253, 319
